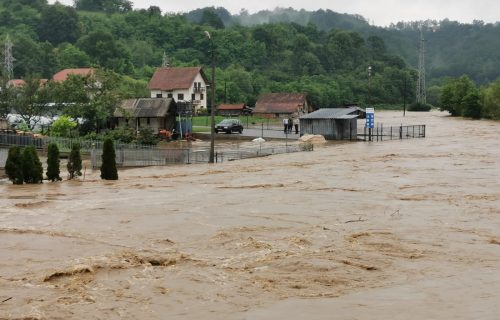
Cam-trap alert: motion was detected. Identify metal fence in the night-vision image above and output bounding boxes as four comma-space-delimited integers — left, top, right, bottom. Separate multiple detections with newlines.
358, 124, 426, 141
0, 132, 313, 168
90, 143, 312, 168
0, 148, 7, 168
0, 133, 160, 154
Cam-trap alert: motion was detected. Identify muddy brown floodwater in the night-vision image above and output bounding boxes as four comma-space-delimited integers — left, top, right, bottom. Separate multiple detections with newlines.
1, 111, 500, 319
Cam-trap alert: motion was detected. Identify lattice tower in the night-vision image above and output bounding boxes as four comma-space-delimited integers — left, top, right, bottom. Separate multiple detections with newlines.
416, 28, 426, 104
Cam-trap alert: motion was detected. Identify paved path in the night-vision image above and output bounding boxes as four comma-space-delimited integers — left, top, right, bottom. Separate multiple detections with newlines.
195, 126, 301, 140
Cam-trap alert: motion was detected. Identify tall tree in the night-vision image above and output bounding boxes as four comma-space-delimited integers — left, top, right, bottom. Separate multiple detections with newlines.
100, 138, 118, 180
67, 143, 82, 180
46, 143, 62, 181
38, 4, 80, 45
7, 77, 52, 130
22, 145, 43, 184
439, 75, 479, 116
5, 146, 24, 185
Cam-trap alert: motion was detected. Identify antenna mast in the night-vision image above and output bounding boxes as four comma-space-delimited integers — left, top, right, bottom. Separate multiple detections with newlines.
4, 35, 15, 80
416, 27, 426, 104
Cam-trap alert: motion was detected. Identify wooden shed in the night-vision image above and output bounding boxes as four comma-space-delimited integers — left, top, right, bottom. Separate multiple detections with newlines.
299, 107, 365, 140
114, 98, 177, 133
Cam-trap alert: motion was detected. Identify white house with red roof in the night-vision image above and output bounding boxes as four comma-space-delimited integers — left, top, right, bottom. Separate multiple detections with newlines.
148, 67, 209, 113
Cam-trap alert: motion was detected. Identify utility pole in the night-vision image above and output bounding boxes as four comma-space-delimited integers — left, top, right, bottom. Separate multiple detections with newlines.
4, 35, 15, 80
368, 65, 372, 106
403, 74, 407, 117
416, 27, 426, 104
204, 31, 216, 163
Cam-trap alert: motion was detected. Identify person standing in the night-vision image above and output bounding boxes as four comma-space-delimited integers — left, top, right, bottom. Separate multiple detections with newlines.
283, 117, 289, 133
288, 116, 293, 133
293, 117, 299, 134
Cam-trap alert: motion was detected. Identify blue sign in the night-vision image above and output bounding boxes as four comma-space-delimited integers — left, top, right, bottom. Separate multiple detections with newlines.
365, 113, 374, 129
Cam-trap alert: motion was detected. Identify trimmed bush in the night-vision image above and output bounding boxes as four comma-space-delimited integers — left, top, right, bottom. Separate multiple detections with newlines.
22, 145, 43, 184
46, 143, 62, 181
67, 143, 82, 180
5, 146, 24, 185
408, 102, 432, 112
100, 138, 118, 180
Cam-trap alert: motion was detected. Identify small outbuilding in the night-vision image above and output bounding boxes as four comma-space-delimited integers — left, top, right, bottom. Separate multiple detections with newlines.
253, 92, 312, 118
299, 107, 366, 140
114, 98, 177, 133
217, 103, 247, 116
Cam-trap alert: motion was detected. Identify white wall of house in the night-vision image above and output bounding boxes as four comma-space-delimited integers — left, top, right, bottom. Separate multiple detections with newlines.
150, 73, 207, 113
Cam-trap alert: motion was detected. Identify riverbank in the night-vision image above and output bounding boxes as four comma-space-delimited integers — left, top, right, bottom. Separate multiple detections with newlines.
1, 110, 499, 319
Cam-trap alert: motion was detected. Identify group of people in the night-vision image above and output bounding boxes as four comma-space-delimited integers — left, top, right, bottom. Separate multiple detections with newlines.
283, 117, 299, 134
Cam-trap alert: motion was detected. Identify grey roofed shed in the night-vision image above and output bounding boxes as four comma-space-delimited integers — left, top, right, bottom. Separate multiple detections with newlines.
299, 107, 364, 140
114, 98, 177, 132
114, 98, 176, 118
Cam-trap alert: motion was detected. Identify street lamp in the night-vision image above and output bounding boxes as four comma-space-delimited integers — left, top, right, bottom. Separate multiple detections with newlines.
204, 31, 216, 163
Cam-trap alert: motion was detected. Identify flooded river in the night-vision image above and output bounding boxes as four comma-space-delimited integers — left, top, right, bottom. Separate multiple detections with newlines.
1, 111, 500, 319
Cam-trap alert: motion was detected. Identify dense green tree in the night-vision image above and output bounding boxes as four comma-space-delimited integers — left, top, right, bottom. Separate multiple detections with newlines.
5, 76, 52, 130
67, 143, 82, 179
137, 127, 159, 145
76, 31, 133, 73
38, 4, 81, 45
22, 145, 43, 184
50, 116, 78, 137
100, 138, 118, 180
481, 80, 500, 120
5, 146, 24, 185
46, 143, 61, 182
200, 8, 225, 29
75, 0, 132, 13
55, 43, 91, 69
439, 75, 479, 116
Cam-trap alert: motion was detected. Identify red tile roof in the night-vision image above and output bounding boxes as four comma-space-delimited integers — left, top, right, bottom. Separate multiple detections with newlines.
254, 93, 308, 114
217, 103, 245, 110
148, 67, 207, 91
52, 68, 94, 82
7, 79, 49, 87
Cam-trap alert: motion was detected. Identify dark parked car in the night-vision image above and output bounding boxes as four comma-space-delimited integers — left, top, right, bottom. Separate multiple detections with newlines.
215, 119, 243, 134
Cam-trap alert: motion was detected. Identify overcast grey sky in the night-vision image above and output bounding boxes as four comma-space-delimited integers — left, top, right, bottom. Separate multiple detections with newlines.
51, 0, 499, 26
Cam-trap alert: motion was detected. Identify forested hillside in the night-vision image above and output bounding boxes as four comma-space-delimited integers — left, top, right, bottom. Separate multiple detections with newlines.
188, 7, 500, 85
0, 0, 498, 109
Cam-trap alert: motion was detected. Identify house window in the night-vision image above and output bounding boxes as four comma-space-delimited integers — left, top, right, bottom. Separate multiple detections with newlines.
200, 93, 204, 100
177, 93, 184, 100
167, 93, 173, 98
156, 93, 162, 98
192, 93, 195, 101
